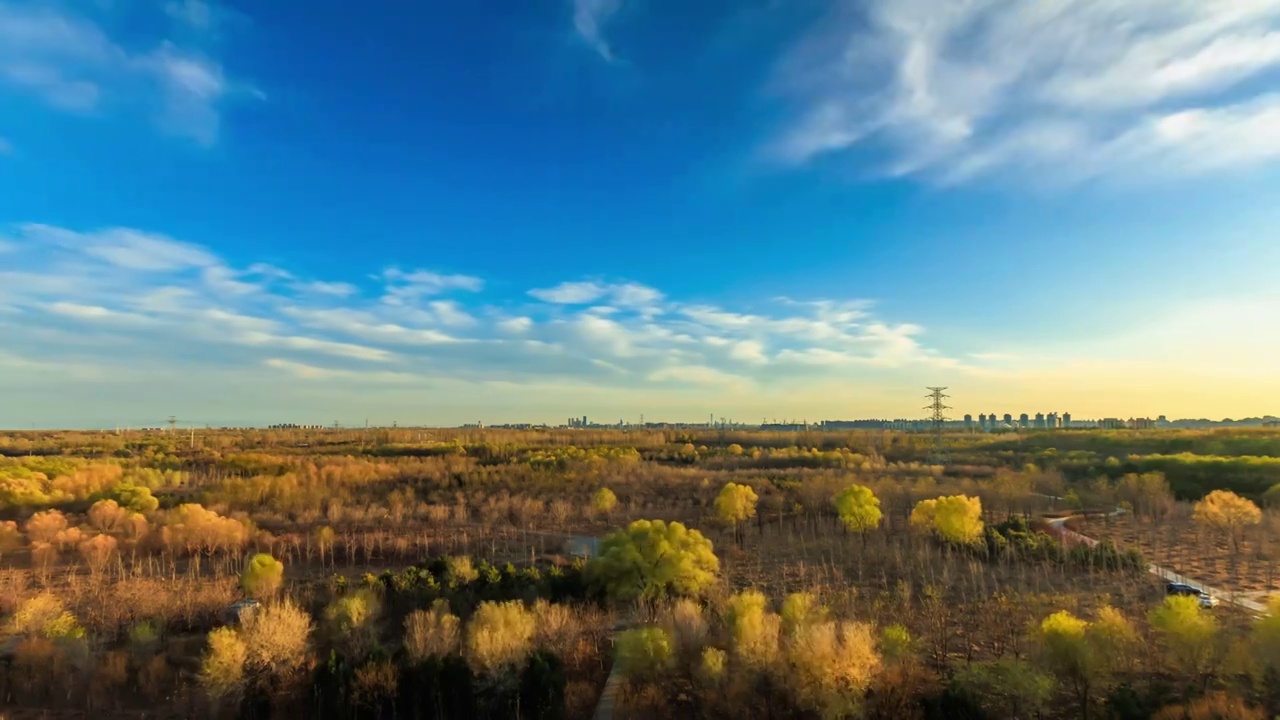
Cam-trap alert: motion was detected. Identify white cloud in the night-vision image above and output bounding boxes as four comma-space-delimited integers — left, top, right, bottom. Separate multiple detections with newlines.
236, 331, 394, 363
21, 224, 218, 270
296, 280, 357, 297
572, 0, 622, 61
46, 302, 156, 326
430, 300, 475, 327
498, 316, 533, 334
647, 365, 751, 389
530, 281, 607, 304
771, 0, 1280, 181
0, 1, 253, 145
381, 268, 483, 305
1, 220, 985, 424
531, 280, 663, 307
729, 340, 768, 364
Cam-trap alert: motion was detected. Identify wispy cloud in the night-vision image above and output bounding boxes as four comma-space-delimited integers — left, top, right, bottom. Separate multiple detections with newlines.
572, 0, 623, 61
0, 221, 972, 414
529, 280, 663, 307
0, 1, 256, 145
770, 0, 1280, 182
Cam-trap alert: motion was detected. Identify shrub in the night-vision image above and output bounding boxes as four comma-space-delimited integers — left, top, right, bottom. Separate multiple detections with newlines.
241, 553, 285, 600
615, 627, 675, 681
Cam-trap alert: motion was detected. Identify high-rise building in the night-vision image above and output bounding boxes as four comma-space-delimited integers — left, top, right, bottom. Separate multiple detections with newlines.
1063, 412, 1072, 428
1035, 412, 1046, 429
978, 413, 988, 429
1003, 413, 1013, 426
1019, 413, 1030, 428
963, 414, 973, 429
1047, 412, 1060, 429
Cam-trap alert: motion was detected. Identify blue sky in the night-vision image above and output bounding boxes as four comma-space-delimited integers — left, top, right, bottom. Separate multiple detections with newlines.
2, 0, 1279, 428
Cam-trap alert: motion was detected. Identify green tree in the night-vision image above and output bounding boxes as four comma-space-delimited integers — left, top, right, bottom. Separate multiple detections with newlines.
587, 520, 719, 606
714, 482, 758, 547
953, 658, 1055, 719
1149, 595, 1221, 691
832, 484, 882, 546
241, 553, 285, 600
615, 627, 675, 681
1037, 611, 1096, 718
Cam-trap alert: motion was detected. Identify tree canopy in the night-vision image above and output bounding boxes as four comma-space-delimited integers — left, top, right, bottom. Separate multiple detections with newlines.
910, 495, 984, 545
832, 484, 882, 537
1193, 489, 1262, 554
587, 519, 719, 604
714, 482, 758, 526
241, 553, 285, 600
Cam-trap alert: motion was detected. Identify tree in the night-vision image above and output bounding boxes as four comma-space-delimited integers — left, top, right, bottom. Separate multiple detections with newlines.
1151, 692, 1266, 720
587, 519, 719, 605
241, 553, 285, 600
911, 495, 983, 545
1149, 595, 1220, 690
240, 599, 313, 678
1193, 490, 1262, 557
953, 658, 1054, 719
780, 592, 828, 639
592, 488, 618, 518
465, 600, 536, 676
88, 499, 130, 534
615, 628, 675, 681
1036, 611, 1096, 718
324, 588, 382, 659
201, 627, 248, 702
832, 484, 882, 545
1253, 595, 1280, 664
714, 482, 758, 547
724, 590, 781, 667
785, 620, 881, 717
405, 600, 461, 663
24, 510, 67, 544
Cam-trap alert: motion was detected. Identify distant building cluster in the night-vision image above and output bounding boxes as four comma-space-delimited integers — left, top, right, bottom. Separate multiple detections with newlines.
267, 423, 325, 430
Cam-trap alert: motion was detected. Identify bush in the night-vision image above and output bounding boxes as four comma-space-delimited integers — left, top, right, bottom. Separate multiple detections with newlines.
615, 627, 674, 681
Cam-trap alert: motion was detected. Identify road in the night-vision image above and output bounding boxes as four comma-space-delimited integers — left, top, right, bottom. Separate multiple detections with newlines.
1043, 515, 1270, 616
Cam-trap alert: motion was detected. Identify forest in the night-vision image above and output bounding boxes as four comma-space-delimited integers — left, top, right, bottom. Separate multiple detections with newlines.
1, 426, 1279, 719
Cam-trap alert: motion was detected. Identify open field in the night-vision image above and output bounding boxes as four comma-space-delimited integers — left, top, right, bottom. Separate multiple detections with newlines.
0, 426, 1278, 719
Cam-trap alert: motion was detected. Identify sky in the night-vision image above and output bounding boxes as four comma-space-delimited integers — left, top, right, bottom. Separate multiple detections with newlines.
1, 0, 1279, 429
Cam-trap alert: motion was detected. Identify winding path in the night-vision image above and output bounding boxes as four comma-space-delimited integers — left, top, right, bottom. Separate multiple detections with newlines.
1043, 513, 1269, 616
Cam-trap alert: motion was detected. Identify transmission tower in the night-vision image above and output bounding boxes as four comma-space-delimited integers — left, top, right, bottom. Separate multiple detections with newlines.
923, 387, 951, 464
167, 416, 177, 434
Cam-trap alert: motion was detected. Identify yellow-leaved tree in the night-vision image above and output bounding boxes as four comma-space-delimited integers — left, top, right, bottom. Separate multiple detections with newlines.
587, 520, 720, 607
714, 482, 758, 547
911, 495, 984, 545
1193, 490, 1261, 558
241, 553, 284, 600
832, 484, 882, 546
1034, 606, 1137, 719
592, 487, 619, 519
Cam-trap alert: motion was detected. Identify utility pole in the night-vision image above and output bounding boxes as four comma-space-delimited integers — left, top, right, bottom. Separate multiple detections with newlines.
924, 387, 951, 465
190, 427, 196, 449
